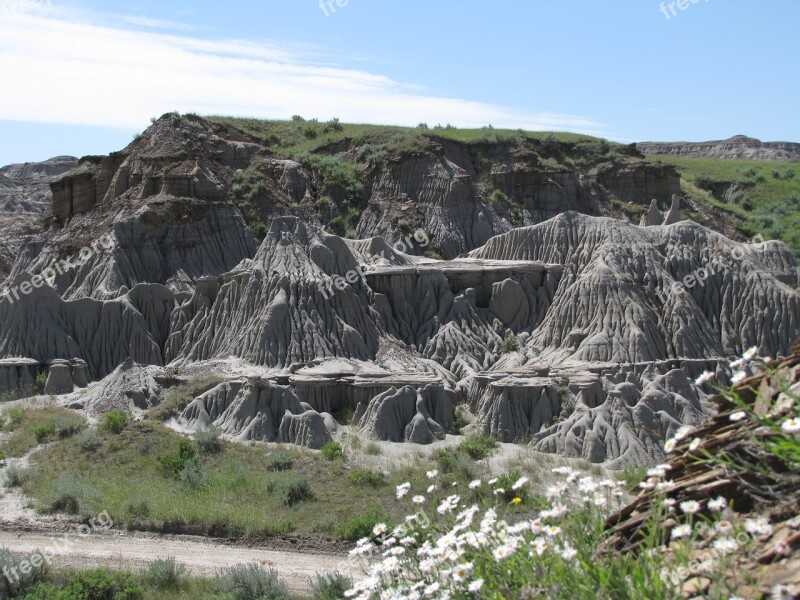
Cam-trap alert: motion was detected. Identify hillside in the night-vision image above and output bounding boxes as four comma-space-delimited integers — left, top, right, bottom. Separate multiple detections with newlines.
638, 135, 800, 161
0, 111, 797, 467
644, 154, 800, 255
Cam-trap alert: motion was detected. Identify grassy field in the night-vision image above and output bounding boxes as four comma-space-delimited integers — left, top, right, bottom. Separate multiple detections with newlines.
647, 155, 800, 254
6, 405, 585, 542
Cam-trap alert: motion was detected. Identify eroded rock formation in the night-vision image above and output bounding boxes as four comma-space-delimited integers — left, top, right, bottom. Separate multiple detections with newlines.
1, 115, 798, 466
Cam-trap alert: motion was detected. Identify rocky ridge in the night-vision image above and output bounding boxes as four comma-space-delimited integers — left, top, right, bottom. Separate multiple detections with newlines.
0, 115, 798, 467
637, 135, 800, 161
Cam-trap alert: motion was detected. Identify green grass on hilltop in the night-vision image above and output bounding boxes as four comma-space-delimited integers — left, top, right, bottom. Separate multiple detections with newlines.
647, 155, 800, 254
206, 115, 614, 161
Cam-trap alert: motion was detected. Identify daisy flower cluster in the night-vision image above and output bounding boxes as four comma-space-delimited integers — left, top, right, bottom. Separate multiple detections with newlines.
344, 469, 627, 599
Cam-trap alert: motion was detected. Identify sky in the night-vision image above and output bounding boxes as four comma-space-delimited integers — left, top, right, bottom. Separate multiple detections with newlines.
0, 0, 798, 166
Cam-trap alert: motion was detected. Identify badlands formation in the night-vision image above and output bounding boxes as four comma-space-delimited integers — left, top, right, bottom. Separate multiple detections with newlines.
1, 115, 798, 468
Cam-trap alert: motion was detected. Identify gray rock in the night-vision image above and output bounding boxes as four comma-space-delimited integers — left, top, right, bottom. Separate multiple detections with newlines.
278, 409, 332, 449
44, 360, 73, 395
356, 384, 455, 444
82, 359, 161, 415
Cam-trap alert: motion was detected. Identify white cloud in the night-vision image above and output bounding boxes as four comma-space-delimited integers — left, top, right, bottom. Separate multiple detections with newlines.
0, 0, 606, 135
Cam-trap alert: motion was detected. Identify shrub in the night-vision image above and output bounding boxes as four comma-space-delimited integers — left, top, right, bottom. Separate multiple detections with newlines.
491, 189, 508, 204
54, 415, 85, 438
347, 469, 387, 488
76, 428, 100, 452
178, 461, 209, 490
454, 406, 471, 431
253, 223, 268, 238
268, 475, 315, 506
62, 568, 143, 600
336, 508, 388, 541
5, 465, 30, 487
33, 371, 46, 394
34, 423, 55, 443
0, 547, 49, 597
312, 571, 353, 600
103, 410, 129, 434
44, 473, 98, 516
195, 426, 223, 454
158, 439, 200, 479
458, 434, 498, 460
364, 442, 382, 456
5, 407, 26, 430
125, 497, 152, 520
321, 440, 344, 461
215, 563, 290, 600
434, 448, 480, 481
143, 556, 186, 590
694, 174, 715, 190
265, 451, 294, 472
499, 332, 519, 354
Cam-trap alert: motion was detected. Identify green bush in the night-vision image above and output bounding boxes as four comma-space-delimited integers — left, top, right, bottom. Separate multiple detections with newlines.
499, 332, 519, 354
694, 174, 715, 190
215, 563, 290, 600
143, 556, 186, 590
347, 469, 387, 489
44, 473, 98, 516
335, 508, 387, 541
6, 407, 26, 430
124, 497, 151, 520
34, 423, 55, 443
434, 447, 480, 480
76, 428, 100, 452
177, 461, 209, 491
33, 372, 47, 394
364, 443, 382, 456
158, 439, 200, 479
54, 415, 85, 439
252, 223, 268, 238
312, 571, 353, 600
4, 465, 30, 487
321, 440, 344, 461
103, 410, 129, 434
0, 547, 49, 598
61, 568, 143, 600
194, 426, 222, 455
268, 475, 314, 506
265, 451, 294, 472
458, 434, 498, 460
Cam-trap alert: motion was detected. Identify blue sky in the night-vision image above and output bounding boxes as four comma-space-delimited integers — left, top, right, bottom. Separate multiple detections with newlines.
1, 0, 798, 165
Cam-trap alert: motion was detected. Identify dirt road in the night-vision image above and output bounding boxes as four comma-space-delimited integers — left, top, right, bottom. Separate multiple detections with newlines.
0, 528, 360, 595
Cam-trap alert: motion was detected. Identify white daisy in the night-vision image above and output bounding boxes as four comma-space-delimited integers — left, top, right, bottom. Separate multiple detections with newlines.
671, 524, 692, 539
781, 417, 800, 434
680, 500, 701, 514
